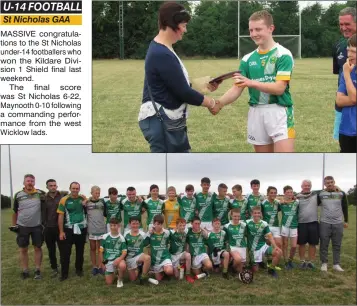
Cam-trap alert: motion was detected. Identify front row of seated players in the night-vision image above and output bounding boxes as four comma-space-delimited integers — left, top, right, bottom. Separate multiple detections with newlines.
99, 206, 282, 287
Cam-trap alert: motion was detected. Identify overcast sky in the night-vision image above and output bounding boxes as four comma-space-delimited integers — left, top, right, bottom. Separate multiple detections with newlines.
1, 145, 355, 197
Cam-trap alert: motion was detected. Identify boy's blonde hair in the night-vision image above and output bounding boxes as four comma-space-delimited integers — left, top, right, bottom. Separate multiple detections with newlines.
167, 186, 176, 194
348, 34, 356, 48
91, 185, 100, 193
249, 10, 274, 27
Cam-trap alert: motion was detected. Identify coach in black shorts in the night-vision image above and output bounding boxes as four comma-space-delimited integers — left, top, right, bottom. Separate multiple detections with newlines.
12, 174, 46, 280
296, 180, 319, 269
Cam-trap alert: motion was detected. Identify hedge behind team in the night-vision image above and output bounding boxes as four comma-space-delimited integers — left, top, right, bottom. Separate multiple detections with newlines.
12, 174, 348, 280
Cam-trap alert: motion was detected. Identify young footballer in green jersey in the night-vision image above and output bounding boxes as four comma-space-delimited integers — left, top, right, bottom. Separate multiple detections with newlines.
99, 218, 127, 288
246, 206, 282, 278
212, 184, 231, 226
205, 218, 230, 279
87, 186, 106, 276
230, 184, 249, 221
186, 216, 213, 276
223, 209, 247, 276
143, 184, 164, 231
261, 186, 282, 249
148, 214, 174, 280
245, 179, 265, 219
169, 218, 195, 283
103, 187, 124, 232
195, 177, 214, 231
280, 186, 299, 270
121, 187, 146, 234
177, 184, 196, 229
124, 217, 151, 284
217, 10, 295, 153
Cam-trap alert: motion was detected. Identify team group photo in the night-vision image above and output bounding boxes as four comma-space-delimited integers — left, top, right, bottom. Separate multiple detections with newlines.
1, 148, 356, 304
92, 0, 356, 153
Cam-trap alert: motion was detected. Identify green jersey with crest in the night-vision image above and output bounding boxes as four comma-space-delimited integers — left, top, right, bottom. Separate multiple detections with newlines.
230, 198, 249, 221
212, 193, 231, 225
223, 221, 247, 248
186, 228, 207, 256
245, 193, 265, 218
239, 44, 294, 106
246, 219, 271, 251
206, 230, 227, 255
124, 230, 149, 259
280, 200, 299, 228
178, 195, 196, 223
104, 196, 124, 224
100, 232, 127, 261
120, 198, 144, 228
169, 229, 188, 255
195, 192, 214, 222
143, 198, 164, 226
261, 199, 281, 227
148, 229, 172, 265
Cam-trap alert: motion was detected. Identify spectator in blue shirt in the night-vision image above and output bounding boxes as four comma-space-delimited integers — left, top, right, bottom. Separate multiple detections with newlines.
138, 2, 221, 153
336, 34, 356, 153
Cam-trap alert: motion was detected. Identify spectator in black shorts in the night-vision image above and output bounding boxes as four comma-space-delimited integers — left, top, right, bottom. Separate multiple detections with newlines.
12, 174, 46, 280
296, 180, 319, 270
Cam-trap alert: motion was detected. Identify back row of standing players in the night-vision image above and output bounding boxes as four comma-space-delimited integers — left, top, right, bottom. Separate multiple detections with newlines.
66, 178, 300, 286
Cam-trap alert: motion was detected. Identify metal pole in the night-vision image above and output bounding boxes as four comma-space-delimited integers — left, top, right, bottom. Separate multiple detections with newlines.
165, 153, 168, 193
322, 153, 325, 190
8, 145, 14, 205
299, 3, 302, 59
237, 0, 240, 59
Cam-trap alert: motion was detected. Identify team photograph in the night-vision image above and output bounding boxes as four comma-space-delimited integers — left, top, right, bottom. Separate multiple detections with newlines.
1, 147, 356, 304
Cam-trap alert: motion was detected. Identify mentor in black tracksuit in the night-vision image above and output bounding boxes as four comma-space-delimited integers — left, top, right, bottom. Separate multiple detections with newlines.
43, 179, 67, 278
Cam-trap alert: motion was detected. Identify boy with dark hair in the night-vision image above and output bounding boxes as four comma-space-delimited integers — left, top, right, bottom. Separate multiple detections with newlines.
195, 177, 214, 231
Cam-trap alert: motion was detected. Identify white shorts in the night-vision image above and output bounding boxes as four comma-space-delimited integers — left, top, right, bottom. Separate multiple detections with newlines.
247, 104, 295, 145
281, 226, 298, 237
230, 247, 247, 263
88, 234, 103, 240
126, 253, 143, 270
105, 260, 115, 273
192, 253, 209, 269
171, 252, 186, 268
152, 259, 172, 273
270, 226, 281, 238
253, 243, 271, 263
200, 222, 213, 231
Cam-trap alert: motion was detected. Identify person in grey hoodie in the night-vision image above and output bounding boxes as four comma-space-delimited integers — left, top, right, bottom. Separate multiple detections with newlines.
318, 176, 348, 272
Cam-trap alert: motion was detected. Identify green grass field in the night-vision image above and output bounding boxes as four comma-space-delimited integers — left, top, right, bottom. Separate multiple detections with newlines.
93, 58, 340, 153
1, 207, 356, 305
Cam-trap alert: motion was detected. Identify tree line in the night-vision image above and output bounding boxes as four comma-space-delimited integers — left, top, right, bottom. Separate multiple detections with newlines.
92, 1, 356, 59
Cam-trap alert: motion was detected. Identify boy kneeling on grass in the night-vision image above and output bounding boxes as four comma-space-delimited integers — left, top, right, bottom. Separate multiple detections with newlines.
99, 217, 127, 288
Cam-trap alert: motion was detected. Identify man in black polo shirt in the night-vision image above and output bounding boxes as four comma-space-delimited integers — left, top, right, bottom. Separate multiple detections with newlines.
12, 174, 46, 280
332, 7, 356, 142
44, 179, 67, 278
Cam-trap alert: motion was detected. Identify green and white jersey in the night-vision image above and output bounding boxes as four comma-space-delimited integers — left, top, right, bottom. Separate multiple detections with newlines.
245, 193, 265, 218
57, 195, 87, 229
186, 228, 207, 256
100, 232, 127, 261
223, 221, 247, 248
178, 195, 196, 223
120, 198, 144, 228
206, 230, 227, 256
280, 200, 299, 229
212, 193, 231, 225
239, 43, 294, 106
104, 197, 124, 224
169, 229, 188, 255
142, 198, 164, 226
124, 230, 149, 259
246, 219, 271, 251
147, 229, 172, 265
229, 198, 249, 221
195, 192, 214, 222
261, 199, 281, 227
